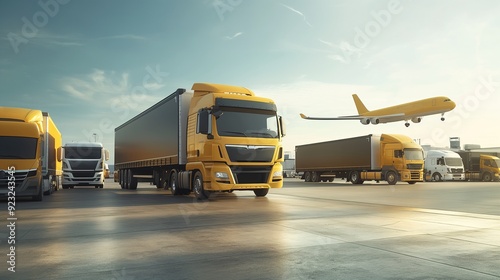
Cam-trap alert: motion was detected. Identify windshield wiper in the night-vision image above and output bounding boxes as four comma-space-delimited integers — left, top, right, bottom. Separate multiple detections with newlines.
219, 131, 248, 136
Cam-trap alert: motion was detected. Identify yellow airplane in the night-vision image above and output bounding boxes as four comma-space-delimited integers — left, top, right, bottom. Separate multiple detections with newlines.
300, 94, 456, 127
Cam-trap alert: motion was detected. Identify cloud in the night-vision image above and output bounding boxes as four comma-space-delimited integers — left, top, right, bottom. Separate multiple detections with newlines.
280, 3, 312, 27
101, 34, 146, 40
225, 32, 243, 40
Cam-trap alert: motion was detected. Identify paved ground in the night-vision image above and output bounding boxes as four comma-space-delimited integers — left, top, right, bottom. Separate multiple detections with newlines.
1, 178, 500, 279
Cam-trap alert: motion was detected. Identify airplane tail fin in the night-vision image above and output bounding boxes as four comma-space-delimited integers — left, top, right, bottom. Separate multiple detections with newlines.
352, 94, 369, 115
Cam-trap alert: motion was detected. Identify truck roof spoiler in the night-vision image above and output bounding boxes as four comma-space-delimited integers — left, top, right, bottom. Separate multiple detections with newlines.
192, 83, 254, 96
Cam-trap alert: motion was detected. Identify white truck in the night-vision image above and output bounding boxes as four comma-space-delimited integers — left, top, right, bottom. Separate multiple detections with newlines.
62, 142, 109, 189
424, 150, 465, 181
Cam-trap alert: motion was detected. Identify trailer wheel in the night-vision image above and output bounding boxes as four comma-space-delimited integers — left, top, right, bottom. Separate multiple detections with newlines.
386, 171, 397, 185
311, 172, 320, 182
193, 171, 210, 200
254, 188, 269, 197
482, 172, 492, 182
304, 172, 312, 182
128, 170, 138, 190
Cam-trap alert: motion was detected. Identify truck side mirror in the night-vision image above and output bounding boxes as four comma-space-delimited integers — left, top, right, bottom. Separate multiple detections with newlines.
197, 109, 212, 136
57, 147, 62, 162
105, 149, 110, 161
279, 116, 286, 137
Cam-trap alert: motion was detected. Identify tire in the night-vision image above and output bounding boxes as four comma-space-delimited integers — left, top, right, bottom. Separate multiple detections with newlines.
432, 173, 442, 182
350, 171, 363, 185
128, 169, 138, 190
482, 172, 492, 182
62, 186, 70, 190
386, 171, 397, 185
408, 181, 417, 185
311, 172, 320, 182
170, 170, 182, 195
254, 188, 269, 197
328, 178, 334, 182
193, 171, 210, 200
33, 180, 43, 201
304, 172, 312, 182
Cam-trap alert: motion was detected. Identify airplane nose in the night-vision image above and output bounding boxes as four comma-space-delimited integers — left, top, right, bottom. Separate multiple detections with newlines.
449, 100, 456, 109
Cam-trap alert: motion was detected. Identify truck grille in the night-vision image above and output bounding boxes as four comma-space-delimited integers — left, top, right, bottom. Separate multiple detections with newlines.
0, 170, 33, 189
69, 161, 98, 170
407, 164, 423, 170
451, 168, 463, 173
410, 171, 421, 179
230, 166, 271, 183
71, 171, 97, 178
226, 145, 275, 162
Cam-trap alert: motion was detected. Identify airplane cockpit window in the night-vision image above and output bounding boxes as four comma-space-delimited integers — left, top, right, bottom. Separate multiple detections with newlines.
444, 99, 452, 102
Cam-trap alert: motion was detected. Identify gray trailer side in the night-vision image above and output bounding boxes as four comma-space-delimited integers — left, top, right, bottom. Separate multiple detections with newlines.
114, 89, 193, 188
296, 134, 379, 172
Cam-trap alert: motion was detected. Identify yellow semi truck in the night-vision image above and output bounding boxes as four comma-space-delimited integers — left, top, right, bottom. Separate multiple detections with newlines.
0, 107, 62, 201
296, 134, 424, 185
115, 83, 285, 199
457, 152, 500, 182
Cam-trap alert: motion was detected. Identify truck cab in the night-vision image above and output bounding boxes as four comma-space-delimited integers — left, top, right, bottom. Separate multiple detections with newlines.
424, 150, 465, 181
62, 142, 109, 189
477, 155, 500, 181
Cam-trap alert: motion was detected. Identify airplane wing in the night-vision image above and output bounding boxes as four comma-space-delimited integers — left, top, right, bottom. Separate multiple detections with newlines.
299, 113, 405, 120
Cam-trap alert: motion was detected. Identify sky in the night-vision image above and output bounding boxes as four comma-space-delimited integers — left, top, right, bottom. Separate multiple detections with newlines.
1, 0, 500, 163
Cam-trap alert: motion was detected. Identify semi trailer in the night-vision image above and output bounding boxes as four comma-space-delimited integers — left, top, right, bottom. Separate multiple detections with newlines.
296, 134, 424, 185
0, 107, 62, 200
114, 83, 285, 199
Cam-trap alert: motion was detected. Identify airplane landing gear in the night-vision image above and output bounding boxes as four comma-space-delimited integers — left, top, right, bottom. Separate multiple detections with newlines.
441, 113, 445, 121
405, 122, 410, 127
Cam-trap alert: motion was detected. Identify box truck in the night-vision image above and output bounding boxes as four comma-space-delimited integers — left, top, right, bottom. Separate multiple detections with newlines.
62, 142, 109, 189
115, 83, 285, 200
457, 151, 500, 181
0, 107, 62, 200
424, 150, 465, 181
296, 134, 424, 185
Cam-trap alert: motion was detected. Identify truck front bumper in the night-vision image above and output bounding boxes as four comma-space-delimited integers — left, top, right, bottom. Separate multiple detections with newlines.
204, 162, 283, 191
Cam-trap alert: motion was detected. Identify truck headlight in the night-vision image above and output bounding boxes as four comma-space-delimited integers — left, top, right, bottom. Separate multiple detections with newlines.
215, 172, 229, 180
273, 170, 283, 179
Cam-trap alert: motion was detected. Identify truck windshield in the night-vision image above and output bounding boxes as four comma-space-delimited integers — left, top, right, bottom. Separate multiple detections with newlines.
493, 159, 500, 168
216, 108, 278, 138
0, 136, 38, 159
404, 149, 423, 160
65, 147, 102, 159
445, 158, 463, 166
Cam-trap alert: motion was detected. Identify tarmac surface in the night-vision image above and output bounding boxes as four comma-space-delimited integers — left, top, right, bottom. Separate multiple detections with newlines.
1, 178, 500, 279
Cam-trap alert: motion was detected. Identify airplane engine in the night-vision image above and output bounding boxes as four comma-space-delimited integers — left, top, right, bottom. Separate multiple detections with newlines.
411, 117, 422, 123
360, 118, 370, 125
370, 118, 380, 124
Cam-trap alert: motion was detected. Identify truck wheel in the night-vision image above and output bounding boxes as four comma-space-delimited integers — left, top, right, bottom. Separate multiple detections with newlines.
254, 188, 269, 197
304, 172, 312, 182
386, 171, 397, 185
128, 170, 138, 190
193, 171, 210, 200
170, 171, 181, 195
33, 180, 43, 201
482, 172, 492, 182
349, 171, 363, 184
311, 172, 320, 182
432, 173, 442, 182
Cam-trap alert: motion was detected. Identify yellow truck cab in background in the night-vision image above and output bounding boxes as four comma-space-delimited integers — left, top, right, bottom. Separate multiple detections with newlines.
296, 134, 424, 185
0, 107, 62, 200
458, 152, 500, 181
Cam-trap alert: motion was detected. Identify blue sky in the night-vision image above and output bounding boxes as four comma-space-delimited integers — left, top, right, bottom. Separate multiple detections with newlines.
1, 0, 500, 162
